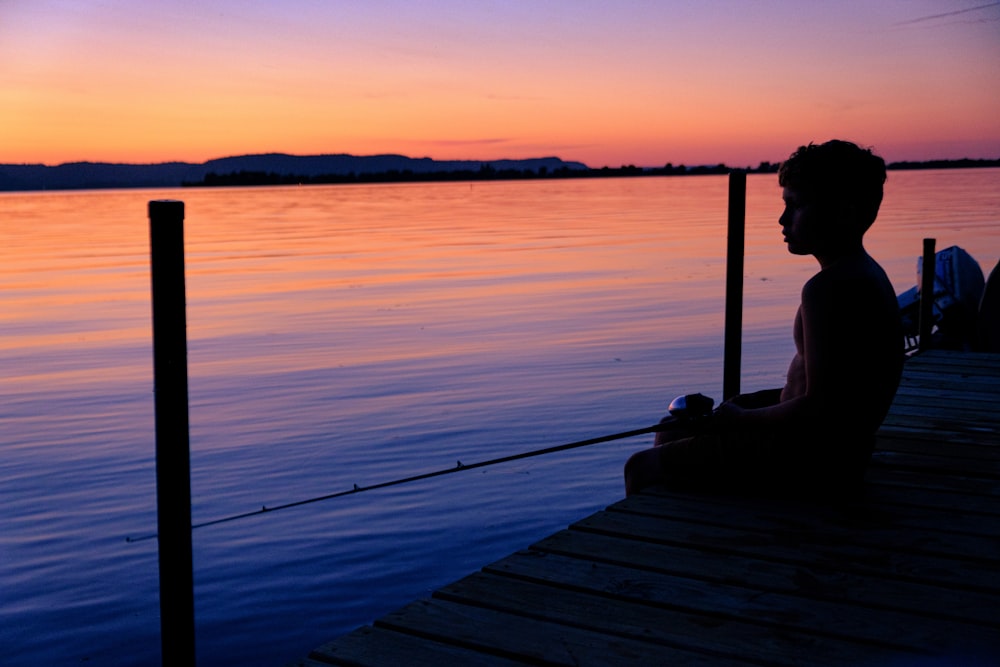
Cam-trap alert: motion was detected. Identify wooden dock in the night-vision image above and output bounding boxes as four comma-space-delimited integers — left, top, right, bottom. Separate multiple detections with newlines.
293, 350, 1000, 666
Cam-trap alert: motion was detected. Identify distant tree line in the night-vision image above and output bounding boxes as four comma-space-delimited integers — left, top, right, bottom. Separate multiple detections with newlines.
182, 162, 776, 187
182, 157, 998, 188
184, 164, 587, 187
885, 157, 1000, 170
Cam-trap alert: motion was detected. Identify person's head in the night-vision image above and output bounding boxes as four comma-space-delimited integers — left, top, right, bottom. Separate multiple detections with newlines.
778, 140, 887, 237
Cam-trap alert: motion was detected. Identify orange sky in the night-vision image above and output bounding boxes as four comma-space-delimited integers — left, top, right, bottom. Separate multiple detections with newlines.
2, 1, 998, 168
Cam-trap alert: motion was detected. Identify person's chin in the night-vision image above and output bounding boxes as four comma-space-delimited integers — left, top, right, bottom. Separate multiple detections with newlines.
784, 242, 809, 255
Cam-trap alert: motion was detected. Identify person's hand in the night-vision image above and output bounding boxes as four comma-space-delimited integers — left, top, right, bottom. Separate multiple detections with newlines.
713, 399, 744, 426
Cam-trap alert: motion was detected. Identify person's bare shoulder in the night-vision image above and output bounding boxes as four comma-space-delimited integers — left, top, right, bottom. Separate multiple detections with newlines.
804, 252, 892, 303
799, 251, 899, 344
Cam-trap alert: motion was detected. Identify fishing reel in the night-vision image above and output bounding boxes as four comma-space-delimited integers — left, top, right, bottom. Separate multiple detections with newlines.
667, 393, 715, 422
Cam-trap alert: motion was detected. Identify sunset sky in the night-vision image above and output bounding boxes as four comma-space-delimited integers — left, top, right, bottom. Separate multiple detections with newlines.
2, 0, 998, 168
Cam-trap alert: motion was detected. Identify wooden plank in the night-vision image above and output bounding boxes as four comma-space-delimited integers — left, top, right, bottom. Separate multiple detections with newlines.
307, 625, 526, 667
907, 358, 1000, 375
875, 428, 998, 447
573, 505, 1000, 593
434, 570, 909, 667
896, 360, 1000, 377
862, 480, 1000, 516
890, 381, 1000, 408
896, 374, 1000, 393
484, 550, 998, 656
891, 383, 1000, 405
869, 449, 1000, 477
906, 350, 1000, 370
616, 492, 1000, 562
529, 529, 1000, 627
882, 402, 1000, 428
883, 404, 1000, 429
886, 409, 1000, 427
287, 659, 343, 667
373, 598, 756, 666
874, 435, 997, 461
906, 350, 1000, 375
866, 466, 1000, 496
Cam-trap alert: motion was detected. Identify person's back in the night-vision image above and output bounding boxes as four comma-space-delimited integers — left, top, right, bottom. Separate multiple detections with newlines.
783, 250, 902, 436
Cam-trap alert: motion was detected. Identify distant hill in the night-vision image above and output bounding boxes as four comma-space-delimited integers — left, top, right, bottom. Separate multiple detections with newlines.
0, 153, 589, 192
2, 153, 996, 192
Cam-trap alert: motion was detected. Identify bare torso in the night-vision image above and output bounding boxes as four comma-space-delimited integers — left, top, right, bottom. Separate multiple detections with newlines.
778, 249, 903, 434
780, 309, 807, 402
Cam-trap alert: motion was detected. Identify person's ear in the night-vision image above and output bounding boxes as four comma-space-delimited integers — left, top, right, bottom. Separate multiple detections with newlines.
831, 200, 861, 225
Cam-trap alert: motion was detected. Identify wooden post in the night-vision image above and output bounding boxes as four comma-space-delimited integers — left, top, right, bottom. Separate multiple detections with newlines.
149, 200, 196, 666
918, 237, 936, 353
723, 171, 746, 401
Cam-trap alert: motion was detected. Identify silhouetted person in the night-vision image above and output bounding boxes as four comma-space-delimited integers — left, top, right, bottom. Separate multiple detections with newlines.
625, 140, 903, 499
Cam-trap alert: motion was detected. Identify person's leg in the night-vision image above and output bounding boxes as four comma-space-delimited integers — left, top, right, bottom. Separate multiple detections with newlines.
624, 445, 666, 496
653, 414, 702, 446
626, 426, 787, 497
627, 416, 702, 496
731, 388, 782, 409
625, 431, 725, 496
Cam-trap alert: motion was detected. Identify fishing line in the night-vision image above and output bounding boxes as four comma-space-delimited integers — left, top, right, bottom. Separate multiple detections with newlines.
125, 422, 662, 543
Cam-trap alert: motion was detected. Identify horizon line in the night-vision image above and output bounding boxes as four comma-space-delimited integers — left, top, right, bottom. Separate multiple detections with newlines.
6, 150, 1000, 171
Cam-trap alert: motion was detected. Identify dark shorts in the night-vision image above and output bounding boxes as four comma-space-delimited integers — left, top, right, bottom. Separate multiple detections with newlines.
655, 418, 874, 498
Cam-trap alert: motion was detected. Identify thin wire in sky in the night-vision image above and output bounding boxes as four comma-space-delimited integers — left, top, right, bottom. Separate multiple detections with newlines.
893, 1, 1000, 26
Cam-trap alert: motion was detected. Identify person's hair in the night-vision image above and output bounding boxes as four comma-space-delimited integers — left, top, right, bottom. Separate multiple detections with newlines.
778, 140, 887, 232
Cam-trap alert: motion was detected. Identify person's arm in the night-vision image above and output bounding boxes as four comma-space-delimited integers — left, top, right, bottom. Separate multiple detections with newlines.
715, 390, 808, 428
716, 276, 838, 430
730, 388, 783, 409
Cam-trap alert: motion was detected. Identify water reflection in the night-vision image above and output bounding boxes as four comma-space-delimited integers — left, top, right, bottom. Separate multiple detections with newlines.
1, 170, 998, 666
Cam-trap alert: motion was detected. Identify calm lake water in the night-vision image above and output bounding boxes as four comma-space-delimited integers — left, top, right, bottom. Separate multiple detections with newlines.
2, 170, 999, 666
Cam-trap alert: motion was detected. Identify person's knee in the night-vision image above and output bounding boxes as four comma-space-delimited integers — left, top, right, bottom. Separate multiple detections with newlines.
624, 447, 661, 496
623, 449, 642, 479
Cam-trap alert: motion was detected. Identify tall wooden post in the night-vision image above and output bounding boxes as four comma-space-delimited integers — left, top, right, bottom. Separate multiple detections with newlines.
918, 238, 936, 352
149, 200, 196, 666
724, 171, 746, 401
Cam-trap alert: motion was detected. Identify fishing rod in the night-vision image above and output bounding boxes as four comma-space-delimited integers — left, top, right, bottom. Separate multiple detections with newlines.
125, 421, 664, 543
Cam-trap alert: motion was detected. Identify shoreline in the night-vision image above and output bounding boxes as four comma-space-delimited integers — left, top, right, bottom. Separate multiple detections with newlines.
2, 158, 998, 194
